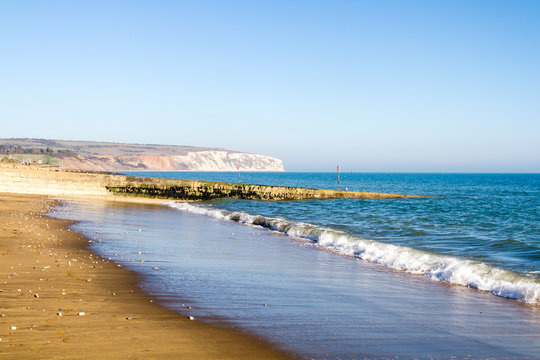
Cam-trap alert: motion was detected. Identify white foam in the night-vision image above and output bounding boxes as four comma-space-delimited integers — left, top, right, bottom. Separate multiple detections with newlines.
164, 201, 540, 305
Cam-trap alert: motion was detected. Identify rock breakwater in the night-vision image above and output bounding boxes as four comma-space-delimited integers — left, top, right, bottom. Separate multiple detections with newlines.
0, 164, 430, 201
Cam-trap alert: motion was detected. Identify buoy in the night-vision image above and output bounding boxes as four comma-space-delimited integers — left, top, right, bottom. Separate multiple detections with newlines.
10, 326, 16, 330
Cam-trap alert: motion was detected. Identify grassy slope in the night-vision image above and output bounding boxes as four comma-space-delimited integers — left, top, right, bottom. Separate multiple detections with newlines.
0, 138, 227, 156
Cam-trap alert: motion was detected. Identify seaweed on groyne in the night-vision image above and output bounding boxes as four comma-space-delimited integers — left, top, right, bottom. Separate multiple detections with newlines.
0, 164, 431, 201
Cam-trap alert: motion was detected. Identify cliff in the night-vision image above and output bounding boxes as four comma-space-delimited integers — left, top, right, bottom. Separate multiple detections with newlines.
59, 151, 284, 172
0, 138, 284, 172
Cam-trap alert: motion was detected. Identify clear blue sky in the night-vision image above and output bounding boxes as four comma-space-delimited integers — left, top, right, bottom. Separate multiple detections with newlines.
1, 1, 539, 172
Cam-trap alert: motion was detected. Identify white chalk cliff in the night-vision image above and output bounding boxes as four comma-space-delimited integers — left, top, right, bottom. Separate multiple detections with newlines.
0, 139, 285, 172
172, 151, 284, 171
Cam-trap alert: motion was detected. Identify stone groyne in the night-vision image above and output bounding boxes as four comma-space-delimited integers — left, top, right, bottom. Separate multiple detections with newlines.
0, 165, 429, 201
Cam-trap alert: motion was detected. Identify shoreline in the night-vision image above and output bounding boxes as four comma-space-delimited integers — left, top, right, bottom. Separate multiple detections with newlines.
59, 192, 540, 359
0, 193, 293, 359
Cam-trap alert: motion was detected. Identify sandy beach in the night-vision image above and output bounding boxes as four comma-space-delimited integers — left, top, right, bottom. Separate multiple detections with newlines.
0, 193, 292, 359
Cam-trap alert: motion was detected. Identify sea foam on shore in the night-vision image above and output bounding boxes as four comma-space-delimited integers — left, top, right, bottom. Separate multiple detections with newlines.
166, 201, 540, 305
55, 197, 540, 359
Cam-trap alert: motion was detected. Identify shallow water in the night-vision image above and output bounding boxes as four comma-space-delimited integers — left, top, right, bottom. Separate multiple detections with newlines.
125, 172, 540, 304
53, 199, 540, 359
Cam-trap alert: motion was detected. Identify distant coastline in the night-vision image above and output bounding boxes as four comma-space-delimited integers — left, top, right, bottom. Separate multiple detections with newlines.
0, 138, 284, 172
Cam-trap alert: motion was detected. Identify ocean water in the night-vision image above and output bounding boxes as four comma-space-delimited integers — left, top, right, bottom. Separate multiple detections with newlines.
52, 172, 540, 359
128, 172, 540, 301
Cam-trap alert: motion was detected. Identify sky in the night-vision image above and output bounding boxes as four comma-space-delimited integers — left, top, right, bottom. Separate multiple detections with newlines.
1, 1, 539, 172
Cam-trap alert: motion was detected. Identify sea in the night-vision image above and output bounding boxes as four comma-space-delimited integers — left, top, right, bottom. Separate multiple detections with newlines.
52, 172, 540, 359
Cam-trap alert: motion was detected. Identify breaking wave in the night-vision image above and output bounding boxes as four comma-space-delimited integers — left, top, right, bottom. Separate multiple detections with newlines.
164, 201, 540, 305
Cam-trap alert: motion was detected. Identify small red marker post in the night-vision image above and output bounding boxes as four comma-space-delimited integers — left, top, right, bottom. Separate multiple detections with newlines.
337, 165, 341, 184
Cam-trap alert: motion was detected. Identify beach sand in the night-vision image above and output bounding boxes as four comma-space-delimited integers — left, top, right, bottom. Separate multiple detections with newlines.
0, 193, 292, 359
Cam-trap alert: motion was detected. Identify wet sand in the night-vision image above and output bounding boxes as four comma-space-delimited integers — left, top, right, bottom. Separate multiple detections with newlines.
0, 193, 292, 359
58, 198, 540, 359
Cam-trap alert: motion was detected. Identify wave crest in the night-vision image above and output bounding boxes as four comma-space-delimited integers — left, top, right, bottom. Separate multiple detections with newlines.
164, 201, 540, 305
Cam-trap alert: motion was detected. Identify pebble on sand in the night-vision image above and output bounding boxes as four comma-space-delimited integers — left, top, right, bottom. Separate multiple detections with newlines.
188, 316, 194, 320
57, 312, 62, 316
78, 312, 85, 316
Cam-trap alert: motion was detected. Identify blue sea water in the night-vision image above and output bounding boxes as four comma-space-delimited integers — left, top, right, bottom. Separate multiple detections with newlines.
52, 172, 540, 359
127, 172, 540, 284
